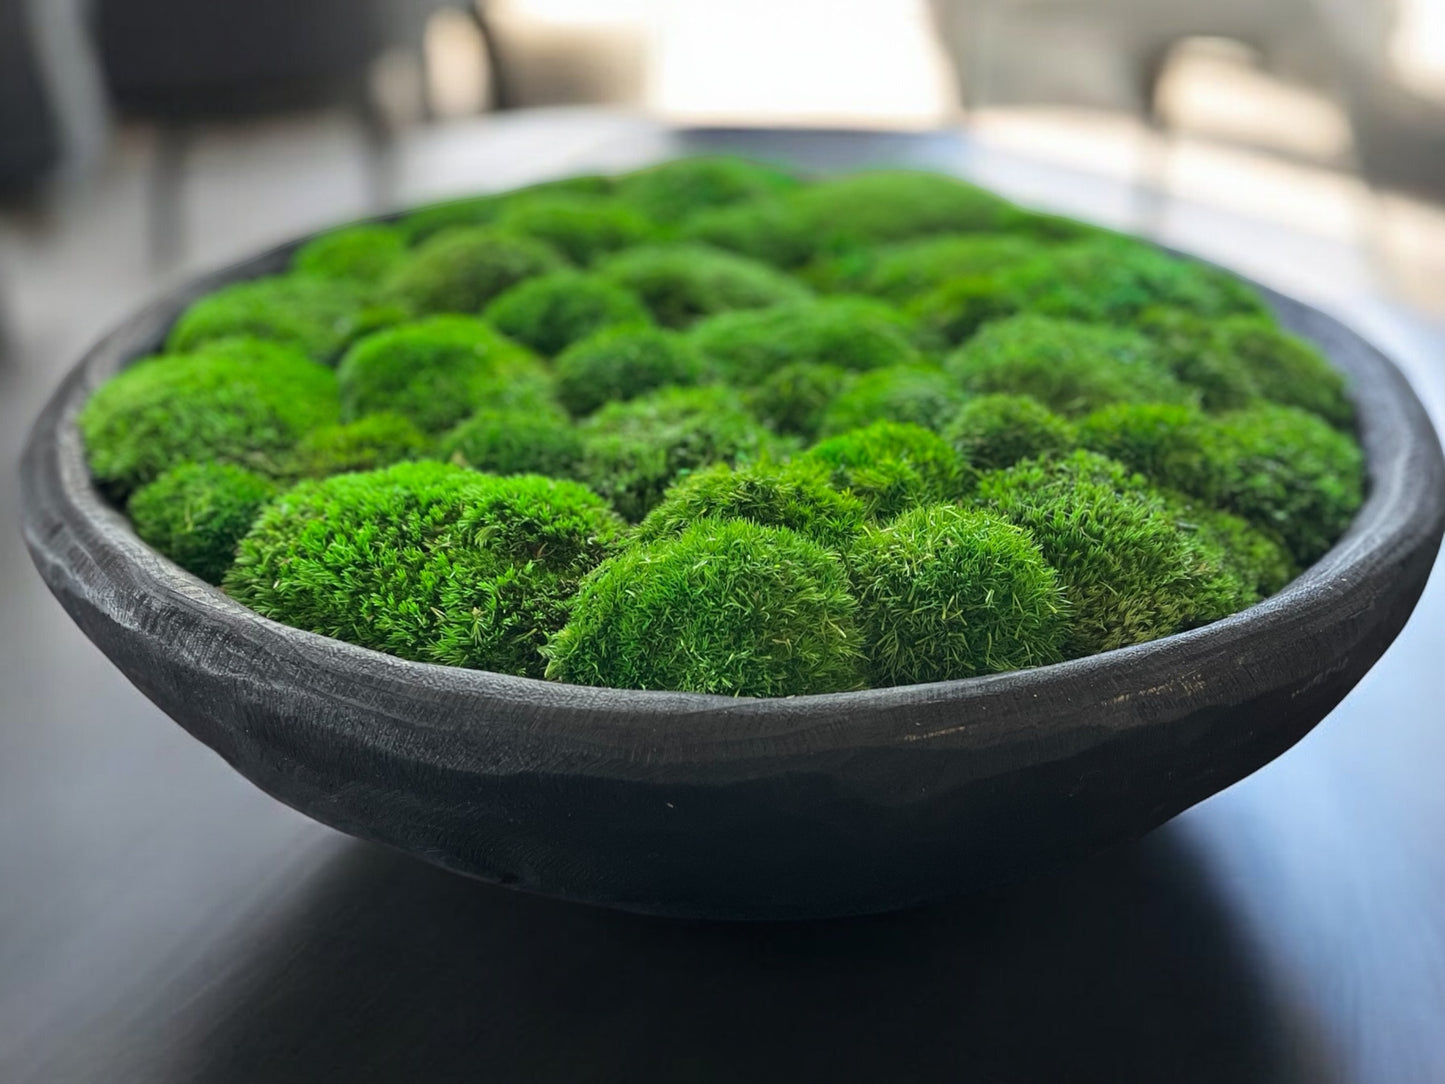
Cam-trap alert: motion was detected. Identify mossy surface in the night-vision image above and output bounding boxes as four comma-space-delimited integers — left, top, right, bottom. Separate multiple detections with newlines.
225, 462, 625, 677
1217, 316, 1354, 428
745, 362, 852, 440
554, 327, 706, 417
167, 275, 370, 363
1168, 496, 1296, 599
811, 233, 1046, 301
292, 225, 407, 285
803, 422, 968, 520
850, 503, 1068, 685
615, 156, 799, 223
678, 200, 820, 268
977, 451, 1247, 656
789, 170, 1014, 246
129, 462, 277, 584
438, 408, 583, 477
1075, 402, 1222, 500
689, 298, 919, 387
544, 518, 863, 696
943, 394, 1077, 472
288, 413, 431, 478
397, 175, 614, 245
635, 460, 867, 548
495, 195, 658, 265
81, 342, 339, 495
1135, 307, 1261, 412
577, 385, 782, 521
336, 316, 547, 434
945, 314, 1192, 415
598, 244, 811, 329
818, 365, 964, 437
483, 271, 649, 357
383, 228, 566, 316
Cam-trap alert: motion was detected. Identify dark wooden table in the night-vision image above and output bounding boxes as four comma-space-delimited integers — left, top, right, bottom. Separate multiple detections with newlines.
3, 114, 1444, 1083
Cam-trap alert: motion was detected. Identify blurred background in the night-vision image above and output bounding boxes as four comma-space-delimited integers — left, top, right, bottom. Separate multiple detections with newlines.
5, 4, 1445, 1082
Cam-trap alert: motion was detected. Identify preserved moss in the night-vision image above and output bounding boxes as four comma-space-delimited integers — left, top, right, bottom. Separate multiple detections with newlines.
1135, 307, 1261, 412
598, 244, 811, 329
810, 233, 1046, 301
944, 314, 1193, 415
397, 174, 614, 245
292, 224, 407, 285
288, 413, 431, 478
224, 462, 625, 677
553, 327, 708, 417
803, 421, 968, 520
942, 394, 1077, 472
483, 271, 650, 357
744, 361, 852, 440
167, 275, 371, 363
383, 227, 566, 316
494, 195, 658, 265
129, 462, 277, 584
678, 200, 820, 268
688, 298, 920, 387
336, 316, 549, 434
850, 503, 1068, 685
544, 518, 864, 696
80, 342, 339, 496
789, 170, 1014, 246
1217, 316, 1354, 428
615, 156, 799, 223
817, 365, 964, 438
635, 460, 867, 548
437, 407, 583, 477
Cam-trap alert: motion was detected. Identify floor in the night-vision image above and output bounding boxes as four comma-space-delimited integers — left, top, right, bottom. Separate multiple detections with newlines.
3, 108, 1445, 1082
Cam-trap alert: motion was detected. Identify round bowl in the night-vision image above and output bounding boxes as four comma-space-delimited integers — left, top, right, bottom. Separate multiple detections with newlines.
20, 234, 1445, 920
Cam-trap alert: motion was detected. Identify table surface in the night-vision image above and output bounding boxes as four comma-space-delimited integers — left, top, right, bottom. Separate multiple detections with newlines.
3, 112, 1445, 1084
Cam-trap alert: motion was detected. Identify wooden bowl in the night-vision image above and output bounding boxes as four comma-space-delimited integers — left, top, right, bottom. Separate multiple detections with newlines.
20, 238, 1445, 919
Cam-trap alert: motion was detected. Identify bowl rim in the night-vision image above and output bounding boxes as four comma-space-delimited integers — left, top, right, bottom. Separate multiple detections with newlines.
20, 223, 1445, 765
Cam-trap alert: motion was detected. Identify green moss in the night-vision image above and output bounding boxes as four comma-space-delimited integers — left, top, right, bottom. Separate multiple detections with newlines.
1135, 307, 1261, 412
615, 156, 799, 223
1208, 405, 1364, 566
398, 175, 614, 245
688, 298, 920, 387
292, 224, 407, 285
1075, 402, 1221, 500
494, 195, 658, 265
850, 503, 1068, 685
1169, 496, 1296, 599
809, 233, 1046, 301
577, 385, 782, 521
336, 316, 548, 434
677, 200, 820, 268
744, 361, 852, 440
225, 462, 625, 677
944, 314, 1193, 415
80, 342, 339, 496
635, 460, 867, 548
483, 271, 650, 357
942, 394, 1077, 472
817, 365, 963, 438
437, 408, 583, 476
383, 227, 566, 316
544, 518, 863, 696
976, 451, 1247, 656
129, 462, 278, 584
598, 244, 811, 329
789, 170, 1014, 246
288, 413, 431, 478
167, 275, 370, 363
554, 326, 707, 417
1216, 316, 1354, 428
803, 421, 968, 520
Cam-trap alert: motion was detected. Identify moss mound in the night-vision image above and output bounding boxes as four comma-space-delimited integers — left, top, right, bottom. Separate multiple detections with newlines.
945, 314, 1192, 415
225, 462, 625, 677
817, 365, 964, 437
336, 316, 547, 434
383, 227, 566, 316
483, 271, 649, 357
678, 200, 820, 268
438, 408, 583, 477
129, 462, 278, 585
81, 341, 339, 496
744, 361, 851, 440
615, 156, 798, 223
495, 195, 658, 265
1217, 316, 1353, 428
850, 503, 1068, 685
167, 275, 370, 363
635, 460, 867, 548
811, 233, 1046, 301
292, 224, 407, 285
397, 175, 614, 245
288, 413, 431, 478
689, 298, 920, 386
803, 422, 967, 520
544, 518, 863, 696
976, 451, 1248, 656
554, 327, 707, 417
1134, 307, 1261, 413
789, 170, 1014, 246
597, 244, 811, 328
577, 385, 781, 521
943, 394, 1077, 472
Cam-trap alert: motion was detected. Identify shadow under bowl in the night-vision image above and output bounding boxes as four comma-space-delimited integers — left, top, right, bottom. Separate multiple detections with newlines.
19, 239, 1445, 920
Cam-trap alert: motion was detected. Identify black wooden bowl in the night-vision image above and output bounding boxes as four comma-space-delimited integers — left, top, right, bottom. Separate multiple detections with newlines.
20, 238, 1445, 920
